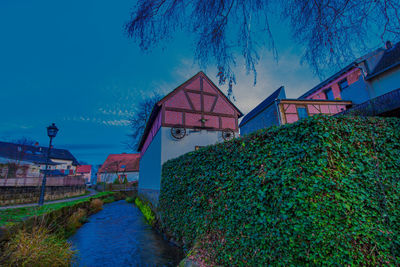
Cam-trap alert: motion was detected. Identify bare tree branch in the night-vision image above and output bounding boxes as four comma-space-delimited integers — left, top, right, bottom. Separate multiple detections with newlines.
125, 0, 400, 88
125, 93, 162, 151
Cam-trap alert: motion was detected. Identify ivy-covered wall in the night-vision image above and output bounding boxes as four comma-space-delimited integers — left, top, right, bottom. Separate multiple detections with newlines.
159, 115, 400, 266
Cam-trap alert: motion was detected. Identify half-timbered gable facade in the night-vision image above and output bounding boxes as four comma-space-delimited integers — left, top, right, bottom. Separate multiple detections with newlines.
239, 87, 352, 135
138, 71, 242, 206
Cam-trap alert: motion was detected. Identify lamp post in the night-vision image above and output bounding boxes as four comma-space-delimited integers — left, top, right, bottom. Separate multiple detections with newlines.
38, 123, 58, 206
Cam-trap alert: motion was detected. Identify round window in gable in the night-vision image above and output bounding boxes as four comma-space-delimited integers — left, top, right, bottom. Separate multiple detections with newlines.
222, 129, 235, 141
171, 126, 186, 140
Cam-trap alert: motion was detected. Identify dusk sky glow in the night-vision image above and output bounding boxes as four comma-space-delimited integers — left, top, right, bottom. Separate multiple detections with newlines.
0, 1, 383, 165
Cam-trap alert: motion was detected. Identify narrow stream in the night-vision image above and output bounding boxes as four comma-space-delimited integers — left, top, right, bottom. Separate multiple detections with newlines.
69, 200, 184, 267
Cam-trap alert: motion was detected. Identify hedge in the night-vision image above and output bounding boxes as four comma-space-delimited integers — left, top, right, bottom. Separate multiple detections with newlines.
159, 115, 400, 265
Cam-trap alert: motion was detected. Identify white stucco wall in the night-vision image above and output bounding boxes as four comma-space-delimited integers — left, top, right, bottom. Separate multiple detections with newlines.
138, 126, 235, 206
161, 127, 229, 164
369, 66, 400, 98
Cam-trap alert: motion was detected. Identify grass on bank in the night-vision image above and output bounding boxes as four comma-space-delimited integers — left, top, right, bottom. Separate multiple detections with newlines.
135, 197, 155, 225
2, 226, 76, 266
125, 196, 134, 203
0, 191, 114, 226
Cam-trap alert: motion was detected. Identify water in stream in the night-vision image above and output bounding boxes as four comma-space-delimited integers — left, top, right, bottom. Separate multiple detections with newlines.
69, 200, 184, 267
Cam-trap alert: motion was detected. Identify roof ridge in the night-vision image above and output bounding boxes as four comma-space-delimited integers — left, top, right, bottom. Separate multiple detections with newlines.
239, 86, 285, 127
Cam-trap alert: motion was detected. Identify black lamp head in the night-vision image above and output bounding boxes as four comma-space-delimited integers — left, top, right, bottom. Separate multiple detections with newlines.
47, 123, 58, 138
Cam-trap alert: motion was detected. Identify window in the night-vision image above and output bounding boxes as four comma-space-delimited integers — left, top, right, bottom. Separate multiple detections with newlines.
324, 87, 334, 100
338, 79, 349, 91
297, 107, 308, 119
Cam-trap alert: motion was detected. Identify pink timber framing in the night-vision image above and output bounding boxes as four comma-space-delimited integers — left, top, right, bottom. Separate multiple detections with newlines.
278, 99, 352, 124
306, 68, 361, 100
139, 72, 242, 155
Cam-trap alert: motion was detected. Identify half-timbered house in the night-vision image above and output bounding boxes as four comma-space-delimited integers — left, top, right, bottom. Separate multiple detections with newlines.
239, 87, 352, 135
138, 71, 242, 206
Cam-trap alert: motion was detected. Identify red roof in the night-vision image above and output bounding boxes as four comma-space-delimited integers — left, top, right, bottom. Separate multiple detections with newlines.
98, 153, 140, 173
76, 165, 92, 173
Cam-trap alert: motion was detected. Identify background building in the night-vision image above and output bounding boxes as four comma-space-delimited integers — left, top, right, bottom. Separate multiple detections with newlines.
300, 40, 400, 116
0, 141, 79, 178
239, 87, 351, 135
240, 41, 400, 135
97, 153, 140, 183
76, 165, 92, 184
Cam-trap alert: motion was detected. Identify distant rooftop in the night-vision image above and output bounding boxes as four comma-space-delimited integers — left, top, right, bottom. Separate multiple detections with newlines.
98, 153, 140, 173
239, 86, 286, 127
366, 41, 400, 80
0, 141, 79, 165
76, 165, 92, 173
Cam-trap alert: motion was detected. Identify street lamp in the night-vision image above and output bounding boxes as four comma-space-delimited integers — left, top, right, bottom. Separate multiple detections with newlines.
38, 123, 59, 206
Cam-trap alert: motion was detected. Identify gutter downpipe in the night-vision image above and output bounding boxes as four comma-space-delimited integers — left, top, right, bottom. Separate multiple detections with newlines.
355, 64, 374, 102
275, 99, 282, 126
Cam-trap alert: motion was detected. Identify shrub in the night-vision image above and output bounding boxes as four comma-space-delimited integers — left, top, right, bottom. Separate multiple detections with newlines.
125, 196, 134, 203
159, 116, 400, 265
103, 196, 115, 203
90, 198, 103, 212
3, 226, 75, 266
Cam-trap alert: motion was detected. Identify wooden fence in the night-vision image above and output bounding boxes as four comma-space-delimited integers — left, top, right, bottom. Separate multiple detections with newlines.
0, 176, 85, 187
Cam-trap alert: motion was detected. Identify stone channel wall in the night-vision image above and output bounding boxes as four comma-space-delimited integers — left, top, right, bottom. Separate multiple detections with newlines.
0, 186, 86, 206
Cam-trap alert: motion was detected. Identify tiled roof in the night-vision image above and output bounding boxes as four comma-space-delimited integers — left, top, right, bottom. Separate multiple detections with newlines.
239, 86, 285, 127
0, 141, 79, 165
98, 153, 140, 173
137, 104, 161, 152
366, 41, 400, 80
76, 165, 92, 173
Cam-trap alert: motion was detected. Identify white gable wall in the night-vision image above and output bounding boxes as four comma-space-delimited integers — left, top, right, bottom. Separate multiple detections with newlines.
161, 127, 225, 163
139, 126, 231, 207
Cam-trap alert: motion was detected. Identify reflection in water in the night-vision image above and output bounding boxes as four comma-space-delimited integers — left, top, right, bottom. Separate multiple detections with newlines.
69, 200, 183, 267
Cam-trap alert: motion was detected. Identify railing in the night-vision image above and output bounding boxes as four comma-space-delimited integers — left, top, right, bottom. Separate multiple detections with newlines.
339, 88, 400, 117
0, 176, 86, 187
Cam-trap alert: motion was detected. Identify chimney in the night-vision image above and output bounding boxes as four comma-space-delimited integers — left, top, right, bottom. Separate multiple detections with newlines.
385, 40, 392, 49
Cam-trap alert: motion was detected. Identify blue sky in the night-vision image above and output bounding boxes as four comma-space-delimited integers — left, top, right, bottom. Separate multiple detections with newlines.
0, 1, 381, 166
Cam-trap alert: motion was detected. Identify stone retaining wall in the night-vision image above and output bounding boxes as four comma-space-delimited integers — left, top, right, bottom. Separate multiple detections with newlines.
0, 186, 86, 206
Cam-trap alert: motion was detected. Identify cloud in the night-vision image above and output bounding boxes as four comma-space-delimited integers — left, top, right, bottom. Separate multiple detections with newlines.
61, 51, 321, 130
98, 107, 134, 117
58, 143, 120, 151
168, 50, 320, 115
102, 119, 130, 126
63, 116, 129, 127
